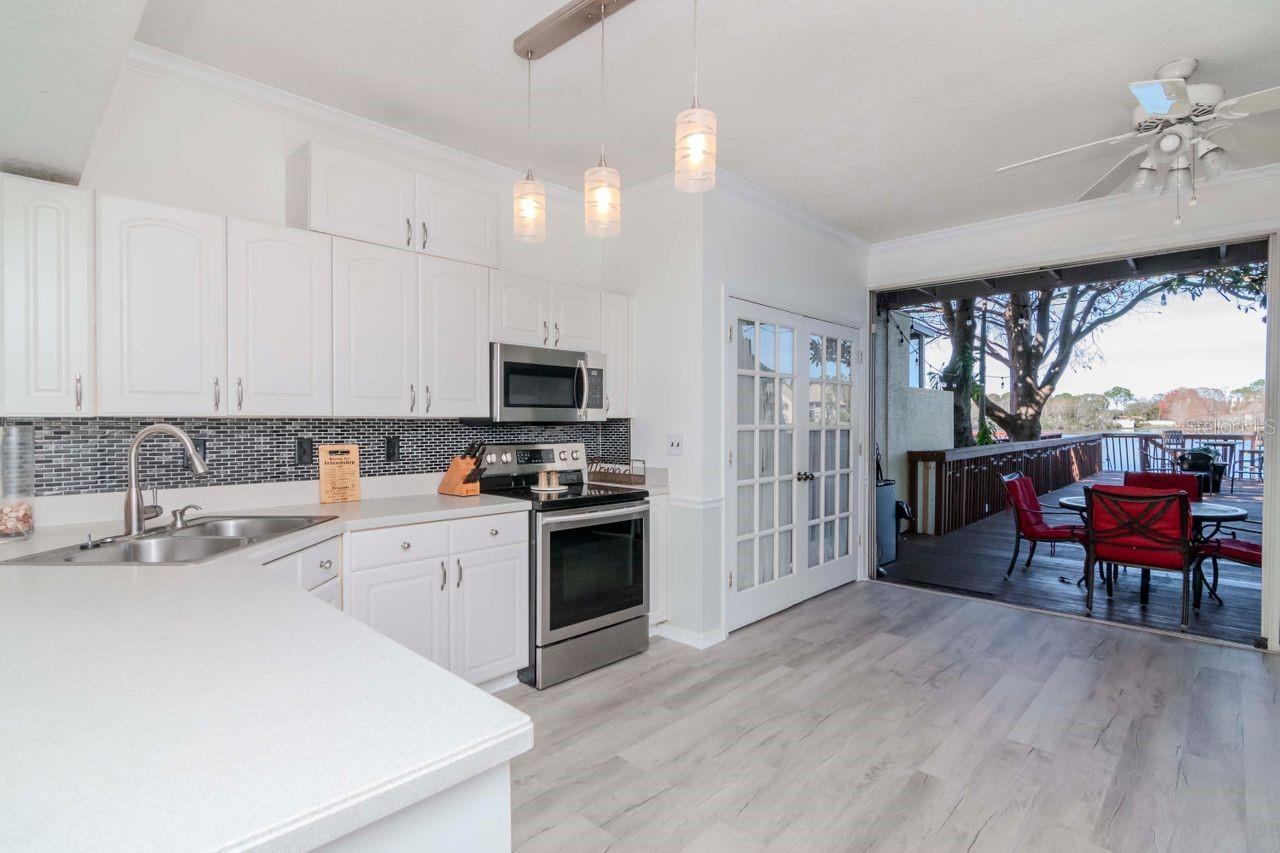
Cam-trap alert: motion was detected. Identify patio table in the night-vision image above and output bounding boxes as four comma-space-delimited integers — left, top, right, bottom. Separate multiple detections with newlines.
1058, 495, 1248, 604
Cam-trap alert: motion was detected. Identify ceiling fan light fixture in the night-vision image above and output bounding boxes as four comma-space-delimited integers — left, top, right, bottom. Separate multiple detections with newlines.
1162, 155, 1191, 196
1128, 159, 1159, 194
1198, 142, 1235, 181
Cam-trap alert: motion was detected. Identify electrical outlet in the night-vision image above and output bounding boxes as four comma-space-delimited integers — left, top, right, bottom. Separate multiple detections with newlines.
667, 433, 684, 456
295, 437, 314, 466
385, 436, 401, 462
186, 439, 209, 472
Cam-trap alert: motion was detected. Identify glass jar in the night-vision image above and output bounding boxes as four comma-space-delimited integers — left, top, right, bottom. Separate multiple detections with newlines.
0, 424, 35, 538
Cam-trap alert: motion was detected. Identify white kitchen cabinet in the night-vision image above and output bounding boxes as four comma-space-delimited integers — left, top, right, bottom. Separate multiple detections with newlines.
489, 270, 550, 347
414, 173, 499, 268
549, 282, 602, 352
332, 237, 419, 416
1, 176, 94, 415
648, 495, 670, 625
287, 142, 415, 251
448, 544, 528, 684
419, 256, 489, 417
227, 219, 332, 416
311, 576, 342, 609
96, 194, 226, 415
600, 291, 632, 417
348, 558, 451, 670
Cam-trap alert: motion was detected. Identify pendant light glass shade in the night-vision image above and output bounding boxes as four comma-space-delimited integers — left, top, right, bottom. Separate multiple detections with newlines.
675, 106, 717, 192
584, 162, 621, 238
513, 173, 546, 243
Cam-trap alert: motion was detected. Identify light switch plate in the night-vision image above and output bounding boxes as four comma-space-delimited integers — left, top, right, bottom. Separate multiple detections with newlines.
667, 433, 684, 456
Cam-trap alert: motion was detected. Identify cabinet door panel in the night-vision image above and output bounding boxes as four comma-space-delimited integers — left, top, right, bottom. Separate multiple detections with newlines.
306, 144, 414, 250
227, 219, 332, 415
415, 173, 498, 267
550, 282, 602, 352
419, 257, 489, 417
600, 292, 631, 417
2, 176, 93, 415
449, 545, 528, 684
348, 559, 449, 668
489, 271, 550, 347
97, 195, 225, 415
332, 238, 419, 416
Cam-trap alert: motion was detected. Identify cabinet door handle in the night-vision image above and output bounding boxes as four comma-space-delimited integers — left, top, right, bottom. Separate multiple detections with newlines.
406, 218, 412, 247
554, 322, 561, 346
605, 394, 611, 415
236, 377, 244, 411
424, 384, 432, 414
421, 221, 428, 249
410, 383, 416, 412
401, 541, 411, 550
542, 320, 549, 346
318, 559, 333, 571
213, 377, 220, 411
74, 373, 83, 412
489, 528, 498, 536
440, 560, 447, 591
456, 558, 463, 588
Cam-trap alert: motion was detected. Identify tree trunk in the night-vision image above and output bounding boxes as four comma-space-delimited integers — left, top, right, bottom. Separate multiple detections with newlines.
939, 299, 977, 447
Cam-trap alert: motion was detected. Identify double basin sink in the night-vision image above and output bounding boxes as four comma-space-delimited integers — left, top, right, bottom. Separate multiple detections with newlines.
12, 515, 336, 566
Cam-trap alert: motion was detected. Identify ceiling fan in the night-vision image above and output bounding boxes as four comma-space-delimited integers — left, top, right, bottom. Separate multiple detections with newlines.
997, 59, 1280, 215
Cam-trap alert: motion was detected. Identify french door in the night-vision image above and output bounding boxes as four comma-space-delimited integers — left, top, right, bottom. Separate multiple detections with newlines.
726, 299, 862, 631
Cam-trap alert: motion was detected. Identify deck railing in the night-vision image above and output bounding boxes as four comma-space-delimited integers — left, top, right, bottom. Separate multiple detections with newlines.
907, 435, 1103, 536
1100, 432, 1258, 473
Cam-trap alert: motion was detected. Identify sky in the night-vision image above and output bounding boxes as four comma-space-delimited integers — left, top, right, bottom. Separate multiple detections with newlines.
922, 291, 1267, 400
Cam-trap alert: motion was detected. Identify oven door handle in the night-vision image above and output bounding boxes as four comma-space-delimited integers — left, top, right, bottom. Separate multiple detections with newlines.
539, 503, 648, 526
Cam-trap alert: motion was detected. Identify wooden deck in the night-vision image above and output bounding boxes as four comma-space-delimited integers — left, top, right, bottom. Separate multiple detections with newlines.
883, 471, 1264, 647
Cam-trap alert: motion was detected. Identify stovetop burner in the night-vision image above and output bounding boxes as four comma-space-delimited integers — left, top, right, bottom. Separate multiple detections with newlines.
491, 481, 648, 511
471, 441, 648, 511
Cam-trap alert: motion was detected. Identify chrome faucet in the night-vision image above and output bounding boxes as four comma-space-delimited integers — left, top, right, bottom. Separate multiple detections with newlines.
124, 424, 210, 536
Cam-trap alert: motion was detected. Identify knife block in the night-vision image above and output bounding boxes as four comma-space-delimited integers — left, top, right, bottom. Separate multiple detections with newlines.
437, 456, 480, 496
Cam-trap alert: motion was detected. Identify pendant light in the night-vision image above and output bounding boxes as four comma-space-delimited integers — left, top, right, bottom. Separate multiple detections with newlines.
513, 51, 547, 243
674, 0, 716, 192
584, 1, 621, 237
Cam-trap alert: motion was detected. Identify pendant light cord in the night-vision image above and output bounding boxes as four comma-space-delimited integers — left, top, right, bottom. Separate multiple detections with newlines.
692, 0, 699, 108
599, 1, 607, 164
526, 51, 533, 177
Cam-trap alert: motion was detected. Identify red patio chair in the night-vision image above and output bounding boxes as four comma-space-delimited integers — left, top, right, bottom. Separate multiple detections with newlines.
1123, 471, 1202, 501
1196, 518, 1262, 608
1001, 473, 1086, 578
1083, 485, 1194, 631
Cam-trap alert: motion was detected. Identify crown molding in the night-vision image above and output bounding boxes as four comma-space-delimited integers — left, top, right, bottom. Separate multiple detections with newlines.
715, 169, 870, 249
123, 41, 584, 201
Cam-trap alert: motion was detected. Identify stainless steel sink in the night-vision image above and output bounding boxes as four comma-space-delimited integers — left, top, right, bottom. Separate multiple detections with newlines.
7, 514, 337, 566
168, 515, 334, 541
63, 536, 249, 565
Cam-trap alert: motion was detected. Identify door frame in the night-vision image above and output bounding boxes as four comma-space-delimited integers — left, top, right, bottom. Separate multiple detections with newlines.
722, 293, 869, 634
867, 228, 1280, 651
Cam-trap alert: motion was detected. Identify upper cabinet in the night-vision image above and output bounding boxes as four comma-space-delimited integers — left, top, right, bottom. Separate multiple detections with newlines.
550, 281, 602, 352
289, 142, 499, 267
96, 195, 226, 416
332, 237, 419, 416
490, 270, 550, 347
288, 143, 415, 251
415, 173, 499, 268
1, 176, 94, 416
419, 256, 490, 418
227, 219, 332, 416
600, 292, 632, 417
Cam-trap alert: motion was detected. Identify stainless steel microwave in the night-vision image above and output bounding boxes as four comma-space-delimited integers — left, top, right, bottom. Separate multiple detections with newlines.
489, 343, 607, 423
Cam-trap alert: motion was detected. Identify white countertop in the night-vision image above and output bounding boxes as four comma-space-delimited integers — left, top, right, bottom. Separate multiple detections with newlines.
0, 492, 535, 851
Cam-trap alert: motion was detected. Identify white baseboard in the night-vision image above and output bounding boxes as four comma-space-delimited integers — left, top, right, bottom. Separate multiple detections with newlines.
651, 623, 726, 650
477, 672, 521, 694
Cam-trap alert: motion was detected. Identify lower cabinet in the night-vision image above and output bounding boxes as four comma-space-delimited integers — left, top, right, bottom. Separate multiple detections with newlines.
347, 513, 529, 685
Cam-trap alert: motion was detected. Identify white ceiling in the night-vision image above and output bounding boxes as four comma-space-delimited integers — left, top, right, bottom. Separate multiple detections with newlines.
1, 0, 149, 181
132, 0, 1280, 241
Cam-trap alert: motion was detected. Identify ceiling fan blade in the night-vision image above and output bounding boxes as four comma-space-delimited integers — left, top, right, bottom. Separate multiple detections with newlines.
1216, 84, 1280, 119
1204, 121, 1280, 165
1129, 78, 1192, 118
1077, 145, 1150, 201
995, 129, 1154, 174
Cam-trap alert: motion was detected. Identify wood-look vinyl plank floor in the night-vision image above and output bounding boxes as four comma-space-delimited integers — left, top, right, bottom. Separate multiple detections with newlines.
501, 580, 1280, 852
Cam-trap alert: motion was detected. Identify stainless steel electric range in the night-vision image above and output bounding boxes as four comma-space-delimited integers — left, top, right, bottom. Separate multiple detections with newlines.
476, 441, 649, 689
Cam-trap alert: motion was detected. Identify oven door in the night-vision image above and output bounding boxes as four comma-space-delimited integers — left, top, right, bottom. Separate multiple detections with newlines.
491, 343, 606, 422
536, 502, 649, 645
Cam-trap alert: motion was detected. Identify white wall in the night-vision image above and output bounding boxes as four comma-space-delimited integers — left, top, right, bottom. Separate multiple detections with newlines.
868, 164, 1280, 289
81, 44, 600, 288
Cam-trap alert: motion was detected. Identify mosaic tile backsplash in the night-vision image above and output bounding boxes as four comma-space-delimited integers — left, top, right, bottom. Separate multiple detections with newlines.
7, 417, 631, 497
